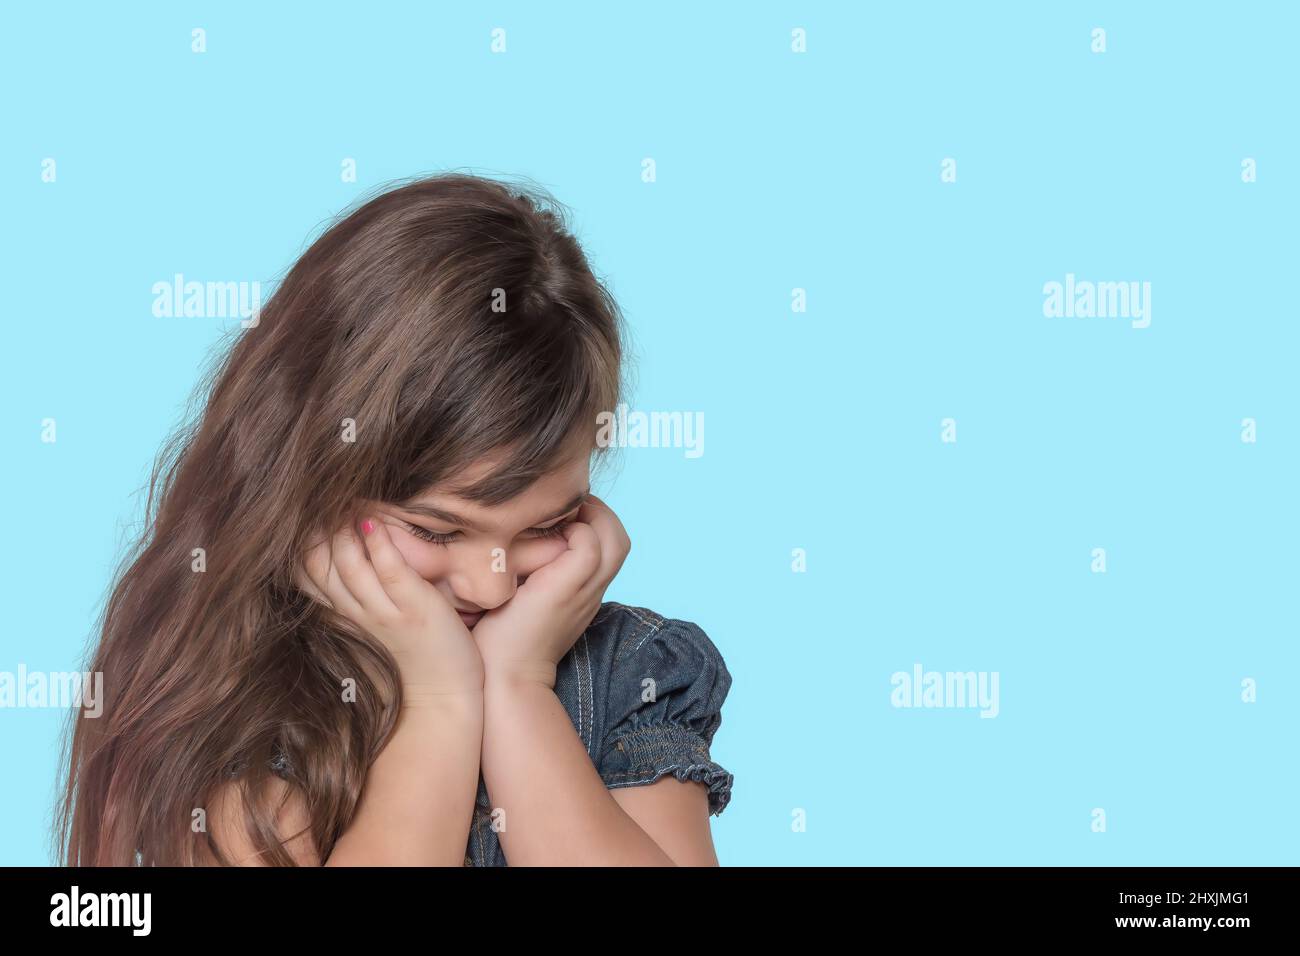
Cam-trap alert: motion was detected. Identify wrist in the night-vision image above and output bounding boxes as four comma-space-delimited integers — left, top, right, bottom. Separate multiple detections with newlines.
399, 684, 485, 710
482, 658, 558, 691
391, 652, 485, 695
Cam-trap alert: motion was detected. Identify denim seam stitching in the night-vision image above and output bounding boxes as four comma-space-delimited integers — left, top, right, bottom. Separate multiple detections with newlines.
603, 761, 726, 781
617, 603, 660, 632
601, 761, 734, 815
613, 605, 666, 667
580, 633, 594, 754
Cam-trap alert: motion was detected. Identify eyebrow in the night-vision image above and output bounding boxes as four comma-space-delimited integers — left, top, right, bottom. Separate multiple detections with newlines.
399, 488, 590, 532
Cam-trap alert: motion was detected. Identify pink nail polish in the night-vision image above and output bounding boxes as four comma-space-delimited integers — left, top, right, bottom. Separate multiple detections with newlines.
361, 519, 374, 535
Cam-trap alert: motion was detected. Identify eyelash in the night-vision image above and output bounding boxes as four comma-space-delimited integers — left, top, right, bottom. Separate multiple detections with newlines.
403, 518, 574, 546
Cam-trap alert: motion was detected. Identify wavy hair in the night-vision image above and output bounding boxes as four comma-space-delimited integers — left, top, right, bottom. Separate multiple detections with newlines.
54, 172, 626, 865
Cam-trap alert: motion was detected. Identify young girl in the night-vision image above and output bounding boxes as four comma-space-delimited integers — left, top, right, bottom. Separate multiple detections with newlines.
54, 173, 734, 866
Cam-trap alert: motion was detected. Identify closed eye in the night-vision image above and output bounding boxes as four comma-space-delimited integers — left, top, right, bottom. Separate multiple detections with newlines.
403, 515, 577, 546
525, 517, 575, 540
403, 522, 460, 545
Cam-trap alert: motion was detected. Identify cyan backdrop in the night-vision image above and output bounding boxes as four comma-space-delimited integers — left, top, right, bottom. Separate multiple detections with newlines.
2, 1, 1296, 865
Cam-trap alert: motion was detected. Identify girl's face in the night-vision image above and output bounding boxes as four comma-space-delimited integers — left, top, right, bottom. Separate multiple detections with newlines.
368, 450, 591, 630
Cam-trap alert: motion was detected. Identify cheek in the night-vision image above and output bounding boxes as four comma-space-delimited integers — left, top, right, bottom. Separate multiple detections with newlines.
389, 532, 453, 581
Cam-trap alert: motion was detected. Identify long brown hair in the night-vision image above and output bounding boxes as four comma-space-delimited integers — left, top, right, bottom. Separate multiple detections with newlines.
55, 172, 626, 865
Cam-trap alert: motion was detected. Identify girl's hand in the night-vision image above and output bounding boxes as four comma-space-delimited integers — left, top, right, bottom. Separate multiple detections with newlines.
472, 494, 631, 687
296, 514, 485, 694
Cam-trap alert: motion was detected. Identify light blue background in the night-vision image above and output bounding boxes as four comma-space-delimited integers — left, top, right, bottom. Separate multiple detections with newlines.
2, 2, 1295, 865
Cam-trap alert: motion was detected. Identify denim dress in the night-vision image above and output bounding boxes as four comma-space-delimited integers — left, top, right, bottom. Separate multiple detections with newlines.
267, 601, 735, 866
463, 601, 735, 866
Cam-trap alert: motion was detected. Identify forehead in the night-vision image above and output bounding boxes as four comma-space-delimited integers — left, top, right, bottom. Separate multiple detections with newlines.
454, 440, 592, 491
408, 447, 591, 522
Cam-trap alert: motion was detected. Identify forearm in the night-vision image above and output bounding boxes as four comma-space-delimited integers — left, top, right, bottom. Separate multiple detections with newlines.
325, 689, 483, 866
481, 673, 674, 866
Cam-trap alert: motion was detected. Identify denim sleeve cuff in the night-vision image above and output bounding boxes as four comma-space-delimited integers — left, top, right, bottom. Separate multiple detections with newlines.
598, 721, 734, 817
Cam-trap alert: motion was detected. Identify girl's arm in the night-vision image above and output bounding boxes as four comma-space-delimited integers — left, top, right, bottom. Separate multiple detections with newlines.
475, 495, 716, 865
204, 515, 486, 866
481, 670, 678, 866
204, 688, 482, 867
324, 687, 483, 866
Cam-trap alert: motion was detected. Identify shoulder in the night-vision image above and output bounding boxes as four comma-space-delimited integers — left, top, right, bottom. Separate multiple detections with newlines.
201, 775, 318, 866
582, 602, 735, 815
583, 601, 731, 684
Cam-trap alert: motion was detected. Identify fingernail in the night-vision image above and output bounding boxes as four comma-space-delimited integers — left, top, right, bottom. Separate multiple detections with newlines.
361, 519, 375, 535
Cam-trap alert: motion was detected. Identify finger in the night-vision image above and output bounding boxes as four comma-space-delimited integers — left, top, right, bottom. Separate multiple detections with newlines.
301, 534, 341, 601
527, 519, 601, 593
578, 495, 631, 584
322, 556, 369, 620
331, 518, 401, 619
302, 535, 367, 621
294, 555, 332, 608
359, 518, 457, 624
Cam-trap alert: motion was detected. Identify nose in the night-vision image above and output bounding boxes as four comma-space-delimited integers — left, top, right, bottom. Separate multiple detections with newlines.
448, 549, 518, 611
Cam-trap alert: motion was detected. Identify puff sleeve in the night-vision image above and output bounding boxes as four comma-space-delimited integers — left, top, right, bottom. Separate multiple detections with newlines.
595, 616, 735, 816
